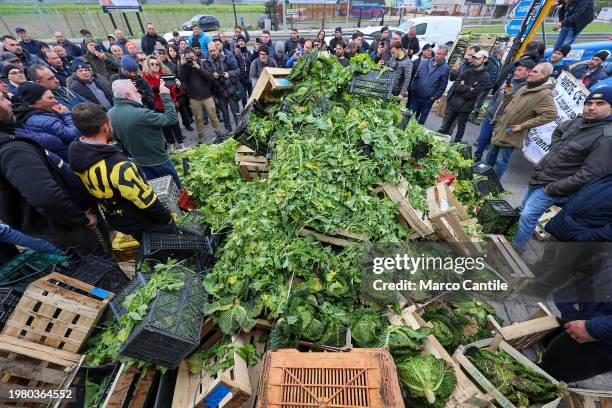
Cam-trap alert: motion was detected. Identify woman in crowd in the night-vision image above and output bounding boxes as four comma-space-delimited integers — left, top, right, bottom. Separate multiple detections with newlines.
178, 40, 189, 53
316, 29, 327, 51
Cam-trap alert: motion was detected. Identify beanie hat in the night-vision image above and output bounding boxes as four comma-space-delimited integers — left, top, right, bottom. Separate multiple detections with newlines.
70, 58, 91, 72
17, 82, 48, 105
1, 64, 17, 78
557, 44, 571, 57
121, 55, 139, 72
585, 86, 612, 105
237, 35, 246, 43
335, 27, 342, 33
275, 41, 285, 54
259, 45, 269, 55
593, 50, 609, 62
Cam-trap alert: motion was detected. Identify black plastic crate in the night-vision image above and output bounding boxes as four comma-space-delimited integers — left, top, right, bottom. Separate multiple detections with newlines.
472, 162, 504, 198
411, 141, 432, 160
397, 110, 413, 130
64, 256, 129, 294
477, 200, 520, 234
139, 233, 214, 264
176, 210, 209, 236
109, 272, 150, 322
349, 69, 396, 99
0, 287, 20, 327
357, 141, 373, 158
182, 157, 190, 176
120, 267, 206, 368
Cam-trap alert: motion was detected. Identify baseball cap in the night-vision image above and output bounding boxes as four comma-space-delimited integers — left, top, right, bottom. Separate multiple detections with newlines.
154, 45, 167, 52
474, 50, 489, 59
1, 52, 20, 63
15, 27, 25, 33
70, 58, 91, 71
514, 58, 536, 69
585, 86, 612, 105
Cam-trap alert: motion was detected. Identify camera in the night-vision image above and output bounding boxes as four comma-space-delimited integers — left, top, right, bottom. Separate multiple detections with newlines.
186, 57, 194, 65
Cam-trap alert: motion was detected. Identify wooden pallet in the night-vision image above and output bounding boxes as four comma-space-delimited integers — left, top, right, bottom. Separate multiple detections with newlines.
0, 335, 83, 408
567, 388, 612, 408
427, 182, 483, 257
390, 306, 491, 408
235, 145, 269, 181
534, 206, 561, 241
2, 272, 111, 353
484, 234, 535, 294
374, 176, 434, 238
102, 364, 141, 408
298, 227, 366, 247
249, 67, 292, 103
486, 302, 559, 350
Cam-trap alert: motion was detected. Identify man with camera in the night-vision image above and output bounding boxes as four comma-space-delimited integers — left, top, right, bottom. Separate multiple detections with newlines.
177, 48, 221, 144
203, 43, 240, 138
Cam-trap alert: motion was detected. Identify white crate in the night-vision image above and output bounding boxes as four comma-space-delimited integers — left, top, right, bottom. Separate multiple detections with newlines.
149, 175, 181, 215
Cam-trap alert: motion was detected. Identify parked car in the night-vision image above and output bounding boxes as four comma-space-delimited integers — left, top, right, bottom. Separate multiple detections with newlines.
398, 16, 463, 48
180, 15, 220, 31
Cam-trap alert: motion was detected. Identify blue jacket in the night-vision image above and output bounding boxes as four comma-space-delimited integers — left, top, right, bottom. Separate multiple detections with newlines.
53, 87, 88, 111
555, 300, 612, 358
547, 57, 570, 79
411, 58, 450, 100
188, 33, 211, 56
571, 64, 607, 89
13, 106, 81, 163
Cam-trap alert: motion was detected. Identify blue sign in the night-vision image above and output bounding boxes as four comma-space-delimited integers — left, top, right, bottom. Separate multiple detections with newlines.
512, 0, 533, 17
505, 18, 526, 35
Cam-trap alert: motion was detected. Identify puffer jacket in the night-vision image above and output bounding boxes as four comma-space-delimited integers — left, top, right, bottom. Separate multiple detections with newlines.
13, 104, 81, 163
491, 80, 557, 148
571, 64, 607, 89
446, 65, 490, 112
529, 115, 612, 197
411, 58, 450, 100
388, 53, 413, 97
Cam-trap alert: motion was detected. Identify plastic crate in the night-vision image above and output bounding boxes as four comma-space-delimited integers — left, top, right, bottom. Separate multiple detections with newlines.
120, 267, 206, 368
349, 69, 396, 99
139, 233, 214, 267
149, 175, 182, 215
472, 162, 504, 198
411, 140, 432, 160
232, 108, 270, 156
397, 109, 412, 130
182, 157, 190, 176
65, 256, 129, 295
0, 287, 20, 327
0, 250, 67, 293
178, 189, 197, 211
176, 210, 209, 236
109, 272, 150, 322
477, 200, 520, 234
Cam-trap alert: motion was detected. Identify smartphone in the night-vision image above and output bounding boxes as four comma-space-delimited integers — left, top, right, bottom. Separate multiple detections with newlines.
160, 74, 176, 87
256, 37, 260, 44
506, 128, 513, 134
379, 41, 386, 47
239, 16, 245, 25
505, 72, 513, 85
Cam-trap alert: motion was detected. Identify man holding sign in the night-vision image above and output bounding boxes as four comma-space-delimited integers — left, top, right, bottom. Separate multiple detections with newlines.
514, 86, 612, 252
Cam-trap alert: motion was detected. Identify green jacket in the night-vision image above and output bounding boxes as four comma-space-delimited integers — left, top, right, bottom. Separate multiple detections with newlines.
108, 93, 178, 167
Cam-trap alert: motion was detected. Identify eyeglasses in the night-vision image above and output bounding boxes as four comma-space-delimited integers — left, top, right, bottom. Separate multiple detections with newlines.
138, 58, 146, 62
150, 61, 159, 66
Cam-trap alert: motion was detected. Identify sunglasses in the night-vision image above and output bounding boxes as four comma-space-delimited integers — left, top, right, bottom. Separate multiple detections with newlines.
138, 58, 146, 62
150, 61, 159, 66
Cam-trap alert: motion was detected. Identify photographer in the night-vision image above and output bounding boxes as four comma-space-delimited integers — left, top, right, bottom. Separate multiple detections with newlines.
370, 40, 391, 66
177, 48, 221, 144
203, 43, 240, 137
83, 40, 119, 80
233, 36, 253, 107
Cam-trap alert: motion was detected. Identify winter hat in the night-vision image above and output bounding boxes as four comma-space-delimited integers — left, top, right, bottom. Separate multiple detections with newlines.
593, 50, 610, 62
71, 58, 91, 71
259, 45, 269, 55
585, 86, 612, 105
335, 27, 342, 34
121, 55, 139, 72
556, 44, 571, 57
1, 64, 18, 78
1, 52, 20, 63
17, 82, 47, 105
236, 35, 246, 43
275, 41, 285, 54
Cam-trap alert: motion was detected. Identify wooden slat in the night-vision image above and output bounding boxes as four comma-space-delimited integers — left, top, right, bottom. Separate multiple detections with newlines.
103, 364, 140, 408
128, 367, 156, 408
0, 335, 81, 367
0, 359, 67, 385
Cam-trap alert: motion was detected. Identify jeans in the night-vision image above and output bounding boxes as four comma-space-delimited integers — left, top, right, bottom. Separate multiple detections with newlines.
409, 96, 434, 125
485, 144, 514, 181
513, 187, 566, 252
474, 116, 494, 160
189, 97, 221, 137
240, 80, 252, 108
141, 159, 182, 190
439, 106, 470, 142
0, 224, 62, 254
553, 26, 578, 50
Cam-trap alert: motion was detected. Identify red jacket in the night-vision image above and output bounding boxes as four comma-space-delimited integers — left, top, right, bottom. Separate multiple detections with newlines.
142, 72, 178, 111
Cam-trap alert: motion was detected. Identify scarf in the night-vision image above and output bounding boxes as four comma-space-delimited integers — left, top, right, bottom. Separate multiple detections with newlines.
526, 78, 548, 88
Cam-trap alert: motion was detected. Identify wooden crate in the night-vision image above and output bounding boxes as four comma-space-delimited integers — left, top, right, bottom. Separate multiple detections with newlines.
235, 145, 269, 181
427, 182, 483, 257
534, 206, 561, 241
484, 234, 535, 294
0, 335, 83, 407
249, 67, 292, 103
102, 364, 141, 408
486, 302, 559, 349
2, 272, 112, 353
389, 306, 490, 408
256, 348, 405, 408
375, 175, 434, 238
298, 227, 366, 247
453, 337, 562, 408
567, 388, 612, 408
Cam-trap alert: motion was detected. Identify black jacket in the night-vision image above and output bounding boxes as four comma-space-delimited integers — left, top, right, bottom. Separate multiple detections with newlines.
558, 0, 594, 34
285, 37, 299, 57
177, 60, 215, 100
401, 36, 420, 57
530, 116, 612, 196
69, 75, 114, 107
69, 140, 172, 235
202, 53, 240, 99
0, 131, 90, 241
235, 48, 253, 82
49, 64, 72, 87
109, 72, 156, 110
141, 33, 168, 56
446, 66, 490, 112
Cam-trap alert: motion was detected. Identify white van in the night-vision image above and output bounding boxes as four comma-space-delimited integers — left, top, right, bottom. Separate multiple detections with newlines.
398, 16, 463, 48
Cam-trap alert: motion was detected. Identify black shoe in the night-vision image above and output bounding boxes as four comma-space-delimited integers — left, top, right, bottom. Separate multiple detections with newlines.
185, 125, 194, 131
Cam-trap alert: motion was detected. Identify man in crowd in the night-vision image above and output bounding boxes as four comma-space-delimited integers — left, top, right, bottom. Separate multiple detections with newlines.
141, 23, 168, 55
54, 31, 83, 58
29, 64, 87, 111
486, 62, 557, 181
369, 26, 390, 53
70, 102, 177, 242
470, 44, 505, 123
335, 41, 349, 68
0, 92, 111, 262
84, 40, 119, 80
110, 45, 124, 61
108, 79, 181, 188
390, 31, 403, 48
410, 43, 433, 83
401, 27, 420, 58
474, 59, 534, 162
370, 40, 391, 65
177, 48, 221, 144
571, 50, 608, 89
53, 44, 74, 67
80, 29, 107, 53
284, 28, 300, 57
110, 56, 155, 110
552, 0, 594, 49
439, 50, 490, 142
250, 45, 277, 83
125, 41, 138, 62
513, 86, 612, 252
327, 27, 343, 55
352, 32, 368, 54
113, 29, 129, 53
169, 31, 183, 47
451, 46, 479, 80
230, 25, 250, 51
68, 60, 113, 109
409, 45, 450, 125
0, 72, 14, 100
15, 27, 46, 57
204, 42, 240, 138
2, 65, 26, 94
2, 35, 45, 68
12, 82, 81, 163
189, 25, 211, 57
260, 30, 276, 56
548, 44, 571, 78
1, 52, 24, 72
155, 45, 176, 73
234, 36, 253, 106
43, 51, 71, 86
286, 40, 313, 68
273, 42, 287, 68
388, 43, 412, 100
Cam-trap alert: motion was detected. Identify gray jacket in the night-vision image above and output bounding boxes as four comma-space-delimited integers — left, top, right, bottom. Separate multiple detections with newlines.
388, 53, 413, 97
529, 116, 612, 196
485, 77, 527, 121
249, 58, 277, 87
